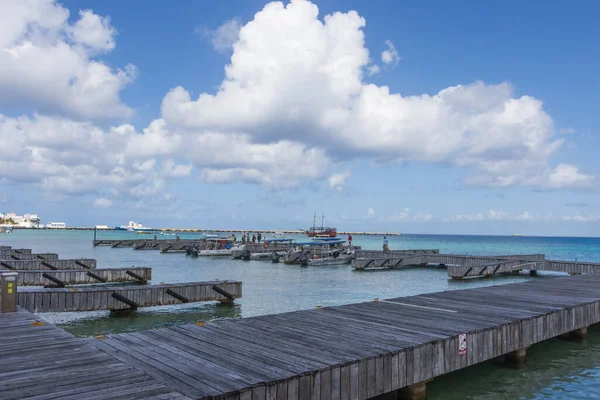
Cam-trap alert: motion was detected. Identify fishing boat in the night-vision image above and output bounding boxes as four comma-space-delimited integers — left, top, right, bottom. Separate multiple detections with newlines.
306, 248, 355, 266
304, 213, 337, 238
203, 231, 219, 239
240, 238, 294, 260
197, 238, 238, 256
0, 227, 13, 234
161, 230, 176, 236
136, 230, 153, 235
281, 239, 346, 264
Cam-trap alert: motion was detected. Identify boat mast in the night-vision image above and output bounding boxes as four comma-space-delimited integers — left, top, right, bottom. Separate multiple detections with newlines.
313, 211, 316, 230
321, 213, 324, 229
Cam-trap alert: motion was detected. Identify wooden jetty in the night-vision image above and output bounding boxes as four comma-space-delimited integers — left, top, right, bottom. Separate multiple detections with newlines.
1, 274, 599, 399
0, 252, 58, 260
448, 259, 600, 279
16, 267, 152, 287
0, 308, 190, 399
94, 239, 156, 248
354, 249, 439, 259
0, 258, 97, 270
162, 240, 209, 253
86, 274, 600, 400
137, 239, 203, 251
0, 248, 31, 254
18, 280, 242, 312
352, 253, 544, 271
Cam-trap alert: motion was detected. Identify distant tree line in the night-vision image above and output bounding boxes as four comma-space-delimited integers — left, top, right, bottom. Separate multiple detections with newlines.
0, 218, 16, 225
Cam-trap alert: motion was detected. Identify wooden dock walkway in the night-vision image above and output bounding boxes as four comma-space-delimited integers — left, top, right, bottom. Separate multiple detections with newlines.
0, 308, 190, 399
161, 241, 209, 253
0, 252, 59, 260
16, 267, 152, 286
0, 248, 32, 255
352, 253, 544, 270
138, 240, 203, 251
354, 250, 439, 259
352, 251, 600, 280
18, 280, 242, 312
86, 274, 600, 400
0, 258, 97, 270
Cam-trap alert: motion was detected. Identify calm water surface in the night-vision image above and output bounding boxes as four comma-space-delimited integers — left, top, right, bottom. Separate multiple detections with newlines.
2, 230, 600, 399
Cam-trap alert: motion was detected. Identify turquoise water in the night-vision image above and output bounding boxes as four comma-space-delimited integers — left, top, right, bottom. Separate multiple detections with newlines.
2, 229, 600, 399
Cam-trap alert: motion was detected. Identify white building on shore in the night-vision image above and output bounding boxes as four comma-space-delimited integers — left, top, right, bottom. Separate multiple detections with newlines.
0, 212, 41, 228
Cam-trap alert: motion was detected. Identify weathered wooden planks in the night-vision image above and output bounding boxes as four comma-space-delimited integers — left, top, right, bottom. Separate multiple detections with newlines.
0, 308, 190, 399
0, 248, 31, 254
0, 258, 97, 270
85, 274, 600, 400
161, 240, 209, 253
353, 253, 544, 270
16, 267, 152, 286
18, 280, 242, 312
0, 252, 59, 260
354, 249, 440, 259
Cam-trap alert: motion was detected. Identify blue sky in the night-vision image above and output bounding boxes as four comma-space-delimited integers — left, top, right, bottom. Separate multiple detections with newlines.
1, 0, 599, 235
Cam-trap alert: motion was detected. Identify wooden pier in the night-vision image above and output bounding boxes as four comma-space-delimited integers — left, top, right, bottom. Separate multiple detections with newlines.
0, 252, 59, 260
18, 280, 242, 312
0, 309, 190, 399
0, 248, 31, 255
354, 249, 439, 259
1, 274, 599, 399
352, 253, 544, 270
0, 258, 97, 270
138, 239, 203, 251
352, 252, 600, 279
88, 274, 600, 399
161, 240, 209, 253
16, 267, 152, 286
94, 239, 156, 248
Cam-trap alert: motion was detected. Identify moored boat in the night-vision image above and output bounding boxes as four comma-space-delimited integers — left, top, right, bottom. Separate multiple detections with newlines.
197, 238, 237, 256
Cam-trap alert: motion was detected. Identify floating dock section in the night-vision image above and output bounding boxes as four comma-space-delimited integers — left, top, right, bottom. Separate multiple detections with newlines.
0, 248, 31, 255
18, 280, 242, 312
0, 258, 97, 270
353, 253, 544, 270
0, 253, 58, 261
16, 267, 152, 286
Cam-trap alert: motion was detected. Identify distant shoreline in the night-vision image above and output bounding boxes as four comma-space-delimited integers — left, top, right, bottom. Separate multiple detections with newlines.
2, 227, 400, 236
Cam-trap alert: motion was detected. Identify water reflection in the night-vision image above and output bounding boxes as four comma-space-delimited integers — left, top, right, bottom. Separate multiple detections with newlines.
57, 302, 241, 337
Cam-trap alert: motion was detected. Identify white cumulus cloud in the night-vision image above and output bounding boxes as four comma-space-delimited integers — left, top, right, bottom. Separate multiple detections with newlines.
161, 0, 592, 190
0, 0, 135, 120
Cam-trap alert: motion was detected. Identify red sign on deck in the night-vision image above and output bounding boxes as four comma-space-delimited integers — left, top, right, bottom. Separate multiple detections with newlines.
458, 333, 467, 355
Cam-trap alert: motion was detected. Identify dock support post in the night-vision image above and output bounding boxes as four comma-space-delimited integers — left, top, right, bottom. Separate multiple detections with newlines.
530, 270, 538, 276
569, 326, 588, 340
397, 381, 427, 400
504, 347, 527, 368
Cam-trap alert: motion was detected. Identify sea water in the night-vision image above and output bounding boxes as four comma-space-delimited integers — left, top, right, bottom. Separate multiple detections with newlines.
2, 229, 600, 399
